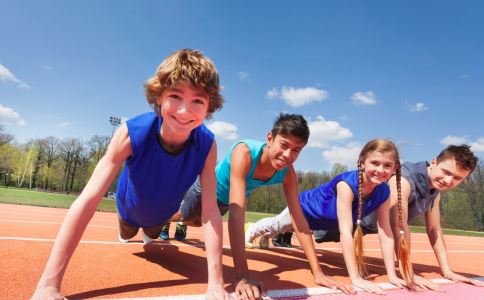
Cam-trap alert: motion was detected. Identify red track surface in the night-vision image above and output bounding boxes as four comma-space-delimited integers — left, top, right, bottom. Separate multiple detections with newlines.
1, 203, 483, 299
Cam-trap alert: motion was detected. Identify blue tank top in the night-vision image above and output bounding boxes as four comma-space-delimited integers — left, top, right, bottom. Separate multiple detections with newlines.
299, 170, 390, 230
116, 112, 214, 227
216, 139, 288, 205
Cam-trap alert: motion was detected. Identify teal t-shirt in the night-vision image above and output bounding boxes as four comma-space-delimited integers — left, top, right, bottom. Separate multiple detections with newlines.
216, 139, 288, 205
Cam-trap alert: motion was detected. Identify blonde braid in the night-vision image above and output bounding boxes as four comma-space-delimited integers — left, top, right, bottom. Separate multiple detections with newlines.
354, 164, 367, 278
396, 164, 415, 287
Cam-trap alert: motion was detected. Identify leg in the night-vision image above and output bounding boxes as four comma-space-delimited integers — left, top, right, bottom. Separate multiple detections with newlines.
313, 228, 341, 243
118, 215, 140, 242
246, 207, 293, 244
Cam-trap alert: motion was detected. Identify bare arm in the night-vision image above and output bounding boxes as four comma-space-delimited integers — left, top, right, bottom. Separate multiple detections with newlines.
425, 195, 484, 287
200, 141, 233, 299
388, 176, 442, 291
227, 144, 263, 300
284, 167, 354, 295
336, 182, 384, 294
32, 124, 132, 299
375, 198, 405, 288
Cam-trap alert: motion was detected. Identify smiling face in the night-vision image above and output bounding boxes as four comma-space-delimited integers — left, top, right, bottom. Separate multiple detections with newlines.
157, 81, 209, 142
428, 158, 470, 191
266, 133, 306, 170
360, 151, 397, 186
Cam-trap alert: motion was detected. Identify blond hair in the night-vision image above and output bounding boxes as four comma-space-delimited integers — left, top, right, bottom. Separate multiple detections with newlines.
353, 139, 404, 279
144, 49, 224, 118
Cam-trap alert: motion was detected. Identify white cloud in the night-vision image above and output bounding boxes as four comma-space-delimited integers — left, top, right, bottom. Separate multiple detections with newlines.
322, 143, 362, 168
266, 86, 328, 107
42, 65, 53, 70
409, 102, 428, 112
0, 104, 26, 126
266, 88, 279, 99
307, 116, 353, 148
470, 138, 484, 152
440, 135, 468, 145
0, 63, 31, 89
56, 122, 71, 128
351, 91, 377, 105
207, 121, 239, 141
238, 71, 249, 81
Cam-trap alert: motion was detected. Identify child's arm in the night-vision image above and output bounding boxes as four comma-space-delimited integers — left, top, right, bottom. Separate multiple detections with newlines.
228, 144, 264, 300
199, 141, 233, 299
388, 176, 443, 292
31, 124, 132, 299
335, 182, 385, 294
284, 167, 355, 295
375, 198, 406, 288
425, 195, 484, 287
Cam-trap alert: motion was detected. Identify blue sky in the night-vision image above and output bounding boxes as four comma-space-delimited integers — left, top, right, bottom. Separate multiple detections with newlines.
1, 0, 483, 172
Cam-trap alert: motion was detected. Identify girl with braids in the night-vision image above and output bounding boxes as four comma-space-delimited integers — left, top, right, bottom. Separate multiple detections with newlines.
246, 139, 410, 294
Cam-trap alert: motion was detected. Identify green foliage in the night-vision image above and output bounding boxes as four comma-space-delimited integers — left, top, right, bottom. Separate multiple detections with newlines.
0, 187, 117, 212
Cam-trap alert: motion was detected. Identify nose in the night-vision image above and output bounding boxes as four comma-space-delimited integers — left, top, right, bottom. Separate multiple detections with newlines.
177, 103, 187, 114
375, 165, 384, 173
282, 149, 292, 161
443, 175, 453, 187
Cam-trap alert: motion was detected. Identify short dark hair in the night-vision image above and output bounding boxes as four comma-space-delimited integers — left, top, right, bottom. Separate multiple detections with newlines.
436, 144, 478, 173
271, 113, 310, 144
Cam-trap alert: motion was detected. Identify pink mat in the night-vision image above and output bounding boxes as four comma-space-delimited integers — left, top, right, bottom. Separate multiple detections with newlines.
281, 283, 484, 300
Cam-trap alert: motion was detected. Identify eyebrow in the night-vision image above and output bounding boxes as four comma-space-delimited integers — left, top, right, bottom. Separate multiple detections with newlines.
170, 88, 208, 98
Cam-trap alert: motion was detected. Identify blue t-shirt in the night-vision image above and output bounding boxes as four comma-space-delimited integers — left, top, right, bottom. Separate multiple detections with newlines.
216, 139, 288, 205
299, 170, 390, 230
116, 112, 214, 227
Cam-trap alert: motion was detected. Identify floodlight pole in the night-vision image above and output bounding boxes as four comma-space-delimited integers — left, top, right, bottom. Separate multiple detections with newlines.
109, 116, 122, 137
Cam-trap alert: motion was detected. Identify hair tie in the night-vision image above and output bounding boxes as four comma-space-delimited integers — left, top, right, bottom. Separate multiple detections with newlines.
357, 219, 362, 225
400, 230, 404, 235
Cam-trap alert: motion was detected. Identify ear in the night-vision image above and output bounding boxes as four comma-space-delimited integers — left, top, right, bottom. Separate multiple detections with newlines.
430, 158, 437, 166
266, 132, 273, 145
156, 95, 163, 106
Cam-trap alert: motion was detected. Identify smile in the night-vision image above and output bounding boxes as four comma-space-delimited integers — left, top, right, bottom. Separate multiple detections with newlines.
172, 115, 193, 125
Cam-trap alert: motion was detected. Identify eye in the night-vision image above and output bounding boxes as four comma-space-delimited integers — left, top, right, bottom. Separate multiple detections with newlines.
193, 98, 207, 105
168, 94, 181, 100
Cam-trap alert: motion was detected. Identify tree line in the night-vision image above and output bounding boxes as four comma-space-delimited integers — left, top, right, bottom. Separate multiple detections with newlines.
0, 126, 482, 231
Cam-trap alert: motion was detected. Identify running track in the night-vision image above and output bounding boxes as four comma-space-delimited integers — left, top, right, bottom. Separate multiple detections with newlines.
1, 203, 483, 299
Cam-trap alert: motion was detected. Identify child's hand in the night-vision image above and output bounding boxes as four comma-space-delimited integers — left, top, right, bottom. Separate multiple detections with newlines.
351, 278, 385, 295
444, 270, 484, 287
205, 283, 235, 300
414, 275, 444, 292
31, 286, 65, 300
314, 273, 355, 295
234, 277, 265, 300
387, 275, 406, 288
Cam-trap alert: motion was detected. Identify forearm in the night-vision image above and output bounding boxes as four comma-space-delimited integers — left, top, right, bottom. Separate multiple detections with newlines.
228, 206, 249, 278
37, 197, 98, 289
378, 232, 398, 278
202, 209, 225, 285
293, 228, 324, 279
339, 232, 360, 280
428, 229, 452, 275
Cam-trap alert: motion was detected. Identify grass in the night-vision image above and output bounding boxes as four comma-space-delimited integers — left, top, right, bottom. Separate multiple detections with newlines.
1, 187, 483, 237
0, 187, 116, 212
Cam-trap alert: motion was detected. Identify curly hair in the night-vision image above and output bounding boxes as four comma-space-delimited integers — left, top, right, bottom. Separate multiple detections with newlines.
144, 49, 224, 119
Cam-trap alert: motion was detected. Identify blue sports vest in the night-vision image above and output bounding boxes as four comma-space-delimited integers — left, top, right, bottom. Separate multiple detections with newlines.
116, 112, 214, 227
216, 139, 288, 205
299, 170, 390, 230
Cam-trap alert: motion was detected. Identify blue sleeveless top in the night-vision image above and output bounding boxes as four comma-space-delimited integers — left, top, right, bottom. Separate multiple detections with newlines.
116, 112, 214, 227
299, 170, 390, 230
216, 139, 288, 205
